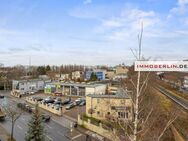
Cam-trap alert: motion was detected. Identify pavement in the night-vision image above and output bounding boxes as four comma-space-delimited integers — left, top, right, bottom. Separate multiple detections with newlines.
0, 96, 87, 141
0, 123, 10, 141
0, 91, 100, 141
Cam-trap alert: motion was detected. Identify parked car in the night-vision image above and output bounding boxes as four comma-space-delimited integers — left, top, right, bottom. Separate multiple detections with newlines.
74, 98, 85, 106
43, 96, 54, 104
53, 104, 62, 110
0, 95, 4, 99
62, 98, 71, 105
41, 114, 51, 122
34, 97, 43, 102
54, 97, 62, 105
65, 102, 75, 110
74, 100, 82, 106
79, 100, 86, 106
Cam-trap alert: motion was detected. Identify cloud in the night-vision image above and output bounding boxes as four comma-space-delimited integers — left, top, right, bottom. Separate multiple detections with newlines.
102, 19, 124, 28
83, 0, 92, 5
95, 8, 160, 41
178, 0, 188, 5
168, 0, 188, 19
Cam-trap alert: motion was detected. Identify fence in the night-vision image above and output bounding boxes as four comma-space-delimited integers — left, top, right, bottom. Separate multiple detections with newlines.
26, 97, 62, 116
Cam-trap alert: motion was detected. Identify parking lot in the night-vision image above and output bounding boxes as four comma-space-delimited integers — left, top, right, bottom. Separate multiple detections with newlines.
25, 93, 86, 120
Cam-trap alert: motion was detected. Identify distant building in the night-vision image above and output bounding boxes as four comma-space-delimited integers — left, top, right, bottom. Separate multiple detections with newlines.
112, 65, 129, 80
59, 73, 70, 81
72, 71, 84, 81
12, 79, 51, 95
113, 73, 128, 79
105, 70, 115, 79
86, 90, 132, 120
44, 82, 107, 96
85, 70, 106, 81
183, 76, 188, 89
115, 65, 129, 75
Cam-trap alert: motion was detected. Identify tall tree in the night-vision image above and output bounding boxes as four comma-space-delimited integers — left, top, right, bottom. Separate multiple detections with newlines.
90, 72, 97, 81
25, 104, 45, 141
46, 65, 51, 72
36, 66, 46, 75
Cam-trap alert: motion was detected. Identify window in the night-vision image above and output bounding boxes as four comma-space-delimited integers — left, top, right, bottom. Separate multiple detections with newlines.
97, 98, 100, 103
21, 88, 24, 90
120, 100, 125, 104
126, 112, 129, 118
97, 111, 100, 115
107, 112, 110, 115
118, 112, 126, 118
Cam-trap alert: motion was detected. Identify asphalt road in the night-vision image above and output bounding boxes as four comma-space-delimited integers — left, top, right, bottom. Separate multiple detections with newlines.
0, 95, 87, 141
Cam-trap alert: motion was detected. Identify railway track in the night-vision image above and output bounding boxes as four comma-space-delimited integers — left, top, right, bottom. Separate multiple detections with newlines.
155, 86, 188, 111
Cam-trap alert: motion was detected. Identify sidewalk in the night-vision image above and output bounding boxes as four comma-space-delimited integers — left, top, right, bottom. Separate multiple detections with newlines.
0, 123, 10, 141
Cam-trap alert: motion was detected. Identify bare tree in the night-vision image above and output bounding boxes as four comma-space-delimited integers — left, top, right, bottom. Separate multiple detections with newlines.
1, 102, 22, 141
102, 25, 179, 141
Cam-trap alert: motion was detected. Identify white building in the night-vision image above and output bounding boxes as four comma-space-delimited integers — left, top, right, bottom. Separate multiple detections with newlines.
12, 79, 51, 95
59, 73, 70, 81
45, 82, 107, 96
72, 71, 84, 80
183, 76, 188, 89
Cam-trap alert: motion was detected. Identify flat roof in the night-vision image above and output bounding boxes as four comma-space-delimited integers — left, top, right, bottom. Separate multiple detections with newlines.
87, 89, 130, 99
47, 82, 106, 88
87, 94, 130, 99
13, 79, 50, 83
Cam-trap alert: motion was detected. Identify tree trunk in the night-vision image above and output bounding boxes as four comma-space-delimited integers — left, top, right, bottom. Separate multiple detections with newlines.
133, 70, 141, 141
11, 120, 15, 141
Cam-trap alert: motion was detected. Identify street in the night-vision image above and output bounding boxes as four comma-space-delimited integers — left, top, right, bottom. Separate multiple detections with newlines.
0, 91, 87, 141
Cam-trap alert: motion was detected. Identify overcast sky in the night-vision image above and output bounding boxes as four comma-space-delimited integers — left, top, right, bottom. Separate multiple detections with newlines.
0, 0, 188, 66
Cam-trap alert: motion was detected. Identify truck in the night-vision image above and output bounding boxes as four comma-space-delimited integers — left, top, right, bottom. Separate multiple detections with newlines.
0, 108, 6, 121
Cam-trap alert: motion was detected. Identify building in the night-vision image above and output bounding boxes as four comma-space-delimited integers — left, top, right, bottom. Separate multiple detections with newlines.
85, 70, 106, 81
72, 71, 84, 81
86, 90, 132, 121
115, 65, 129, 75
59, 73, 70, 81
183, 76, 188, 90
105, 70, 115, 79
12, 79, 51, 95
44, 82, 107, 96
113, 73, 128, 80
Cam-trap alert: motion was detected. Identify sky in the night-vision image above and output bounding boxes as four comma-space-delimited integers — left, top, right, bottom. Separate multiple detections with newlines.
0, 0, 188, 66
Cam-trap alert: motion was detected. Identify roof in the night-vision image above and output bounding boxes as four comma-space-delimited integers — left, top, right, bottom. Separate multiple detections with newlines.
87, 89, 130, 99
13, 78, 50, 83
47, 82, 106, 88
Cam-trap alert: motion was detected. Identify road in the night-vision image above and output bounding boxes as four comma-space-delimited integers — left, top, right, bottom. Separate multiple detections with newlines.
0, 91, 87, 141
156, 86, 188, 111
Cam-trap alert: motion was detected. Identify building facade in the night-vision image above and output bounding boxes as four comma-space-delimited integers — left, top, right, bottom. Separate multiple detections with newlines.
86, 92, 132, 121
85, 70, 106, 81
12, 79, 51, 95
183, 76, 188, 89
72, 71, 84, 81
44, 82, 107, 96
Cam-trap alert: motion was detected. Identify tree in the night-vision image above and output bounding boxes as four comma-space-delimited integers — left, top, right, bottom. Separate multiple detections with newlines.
46, 65, 51, 72
105, 25, 178, 141
36, 66, 46, 75
90, 72, 97, 81
1, 102, 22, 141
25, 104, 45, 141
